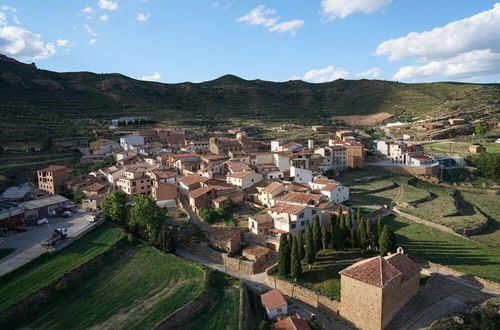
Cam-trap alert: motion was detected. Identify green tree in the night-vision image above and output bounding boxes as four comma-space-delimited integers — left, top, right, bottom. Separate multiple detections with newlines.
59, 185, 73, 200
312, 216, 321, 252
290, 236, 302, 280
359, 218, 368, 249
305, 223, 316, 268
321, 222, 329, 250
474, 123, 486, 136
379, 224, 397, 256
332, 221, 343, 250
377, 218, 383, 242
73, 190, 86, 203
278, 234, 291, 276
297, 232, 305, 260
329, 223, 335, 249
102, 190, 128, 225
345, 208, 352, 232
129, 195, 167, 244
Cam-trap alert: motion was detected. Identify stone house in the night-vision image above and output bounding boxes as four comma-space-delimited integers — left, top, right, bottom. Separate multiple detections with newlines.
208, 228, 241, 253
469, 144, 486, 153
271, 315, 311, 330
339, 248, 420, 330
248, 214, 274, 235
260, 289, 288, 320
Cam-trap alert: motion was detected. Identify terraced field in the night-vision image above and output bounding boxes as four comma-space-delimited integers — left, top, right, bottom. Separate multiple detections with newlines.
18, 245, 206, 330
0, 223, 123, 311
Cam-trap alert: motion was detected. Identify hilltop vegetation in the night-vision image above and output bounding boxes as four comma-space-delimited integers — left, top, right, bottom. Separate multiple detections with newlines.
0, 54, 499, 143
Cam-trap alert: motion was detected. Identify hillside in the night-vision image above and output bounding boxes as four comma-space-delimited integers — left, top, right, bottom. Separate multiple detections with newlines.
0, 54, 499, 142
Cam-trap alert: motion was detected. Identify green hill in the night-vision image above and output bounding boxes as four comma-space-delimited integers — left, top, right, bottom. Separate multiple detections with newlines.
0, 54, 498, 143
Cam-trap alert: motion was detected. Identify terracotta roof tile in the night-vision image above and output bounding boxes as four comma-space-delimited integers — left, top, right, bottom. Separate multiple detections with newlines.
260, 289, 287, 311
271, 316, 311, 330
269, 202, 307, 215
188, 186, 215, 199
243, 245, 271, 258
262, 182, 285, 194
339, 256, 401, 288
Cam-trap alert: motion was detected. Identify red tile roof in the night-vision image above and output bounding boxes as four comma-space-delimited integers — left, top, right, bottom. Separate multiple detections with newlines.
188, 186, 215, 199
274, 191, 321, 205
385, 253, 421, 283
339, 256, 401, 288
269, 202, 307, 215
262, 182, 284, 194
243, 245, 271, 258
260, 289, 287, 311
39, 165, 67, 172
271, 316, 311, 330
227, 171, 257, 179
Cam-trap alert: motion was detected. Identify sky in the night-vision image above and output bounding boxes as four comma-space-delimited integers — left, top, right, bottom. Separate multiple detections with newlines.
0, 0, 499, 84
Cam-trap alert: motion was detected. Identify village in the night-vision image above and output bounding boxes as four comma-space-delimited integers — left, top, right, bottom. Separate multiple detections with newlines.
0, 117, 498, 330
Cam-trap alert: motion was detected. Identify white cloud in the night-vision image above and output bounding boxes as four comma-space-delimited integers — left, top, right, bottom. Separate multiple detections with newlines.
1, 5, 16, 12
136, 13, 151, 22
56, 39, 73, 54
375, 3, 500, 61
355, 67, 380, 78
89, 38, 97, 45
12, 15, 22, 25
141, 72, 161, 82
81, 7, 94, 14
237, 5, 304, 36
0, 25, 56, 60
84, 24, 98, 36
212, 1, 220, 9
0, 12, 6, 26
298, 65, 349, 83
393, 49, 500, 81
99, 15, 108, 21
268, 19, 304, 36
98, 0, 118, 11
321, 0, 392, 20
237, 5, 278, 27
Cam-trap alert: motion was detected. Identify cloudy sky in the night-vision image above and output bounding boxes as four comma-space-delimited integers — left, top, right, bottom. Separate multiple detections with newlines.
0, 0, 499, 83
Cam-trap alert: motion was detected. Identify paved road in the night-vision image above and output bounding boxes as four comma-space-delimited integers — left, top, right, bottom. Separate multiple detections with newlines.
0, 212, 94, 276
176, 249, 351, 330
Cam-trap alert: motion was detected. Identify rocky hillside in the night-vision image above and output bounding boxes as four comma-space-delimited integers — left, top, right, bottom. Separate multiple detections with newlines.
0, 54, 499, 142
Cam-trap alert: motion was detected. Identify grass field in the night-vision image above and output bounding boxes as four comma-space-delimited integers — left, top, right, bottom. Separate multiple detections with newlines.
0, 223, 122, 311
0, 248, 14, 261
349, 179, 396, 193
0, 155, 78, 170
460, 192, 500, 248
299, 249, 377, 300
337, 170, 389, 185
423, 140, 500, 156
188, 271, 241, 330
20, 245, 206, 330
385, 215, 500, 283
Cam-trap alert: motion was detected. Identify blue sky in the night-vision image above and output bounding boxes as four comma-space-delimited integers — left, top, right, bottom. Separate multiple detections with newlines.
0, 0, 499, 83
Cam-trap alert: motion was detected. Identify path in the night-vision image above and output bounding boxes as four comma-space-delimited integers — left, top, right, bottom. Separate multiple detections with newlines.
178, 198, 211, 232
175, 249, 351, 330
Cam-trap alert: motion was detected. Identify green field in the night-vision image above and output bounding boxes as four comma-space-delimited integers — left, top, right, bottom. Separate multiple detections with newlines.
423, 140, 500, 156
188, 271, 241, 330
0, 155, 78, 170
349, 179, 396, 193
0, 248, 14, 261
20, 245, 206, 330
0, 223, 122, 311
337, 171, 389, 185
460, 192, 500, 248
385, 215, 500, 283
298, 249, 377, 300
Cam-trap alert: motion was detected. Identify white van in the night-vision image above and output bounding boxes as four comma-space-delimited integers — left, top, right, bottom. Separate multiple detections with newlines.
37, 218, 49, 225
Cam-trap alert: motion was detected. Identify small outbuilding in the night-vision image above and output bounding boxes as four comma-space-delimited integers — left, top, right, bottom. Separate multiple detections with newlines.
260, 289, 288, 320
469, 144, 486, 154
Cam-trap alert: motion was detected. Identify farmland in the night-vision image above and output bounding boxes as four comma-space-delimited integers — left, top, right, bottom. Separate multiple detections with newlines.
19, 245, 206, 330
0, 223, 122, 311
385, 215, 500, 283
187, 271, 241, 330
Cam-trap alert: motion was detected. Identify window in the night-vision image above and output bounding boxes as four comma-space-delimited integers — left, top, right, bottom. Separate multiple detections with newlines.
299, 212, 304, 218
291, 224, 296, 229
312, 210, 317, 215
277, 308, 283, 313
301, 221, 305, 227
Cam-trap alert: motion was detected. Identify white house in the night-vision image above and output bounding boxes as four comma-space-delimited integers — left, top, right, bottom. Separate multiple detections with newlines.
226, 171, 263, 189
269, 203, 314, 237
271, 139, 286, 152
321, 183, 349, 204
290, 166, 312, 185
93, 141, 120, 155
410, 156, 435, 166
272, 152, 292, 172
260, 289, 288, 320
120, 134, 145, 151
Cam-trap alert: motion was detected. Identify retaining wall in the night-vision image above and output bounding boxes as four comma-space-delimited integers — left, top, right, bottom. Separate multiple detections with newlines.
264, 265, 341, 316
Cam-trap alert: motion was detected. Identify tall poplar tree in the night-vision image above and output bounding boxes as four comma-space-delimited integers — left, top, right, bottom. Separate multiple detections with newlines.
305, 223, 315, 268
312, 216, 321, 252
291, 236, 302, 280
278, 234, 291, 276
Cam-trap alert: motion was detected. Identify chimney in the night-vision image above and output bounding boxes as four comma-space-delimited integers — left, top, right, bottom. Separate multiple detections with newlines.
397, 247, 404, 254
308, 139, 314, 149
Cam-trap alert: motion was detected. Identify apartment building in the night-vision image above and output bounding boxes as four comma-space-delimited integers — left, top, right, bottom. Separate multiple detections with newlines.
37, 165, 69, 194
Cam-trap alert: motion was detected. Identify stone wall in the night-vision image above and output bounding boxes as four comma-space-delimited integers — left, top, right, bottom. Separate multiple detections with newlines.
356, 183, 398, 195
368, 164, 439, 177
414, 258, 500, 292
179, 241, 258, 275
393, 208, 464, 238
264, 265, 341, 317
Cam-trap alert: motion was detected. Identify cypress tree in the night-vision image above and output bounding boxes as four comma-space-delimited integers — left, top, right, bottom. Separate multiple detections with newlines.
321, 222, 329, 250
332, 220, 343, 250
379, 224, 397, 256
329, 223, 335, 249
346, 208, 352, 229
312, 216, 321, 252
278, 234, 291, 276
377, 218, 383, 241
356, 208, 362, 229
305, 223, 315, 268
291, 236, 302, 280
359, 218, 368, 249
366, 219, 373, 248
297, 232, 305, 260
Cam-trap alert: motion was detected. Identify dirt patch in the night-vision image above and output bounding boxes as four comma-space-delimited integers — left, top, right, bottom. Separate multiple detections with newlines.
332, 113, 393, 126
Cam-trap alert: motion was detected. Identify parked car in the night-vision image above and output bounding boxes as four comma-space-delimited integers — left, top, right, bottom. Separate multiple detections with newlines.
63, 211, 72, 218
37, 218, 49, 225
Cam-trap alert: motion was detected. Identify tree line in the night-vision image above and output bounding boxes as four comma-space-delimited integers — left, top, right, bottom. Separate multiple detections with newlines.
102, 190, 176, 252
278, 208, 396, 280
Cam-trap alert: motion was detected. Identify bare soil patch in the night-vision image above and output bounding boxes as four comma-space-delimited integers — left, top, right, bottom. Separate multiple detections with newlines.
332, 113, 392, 125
